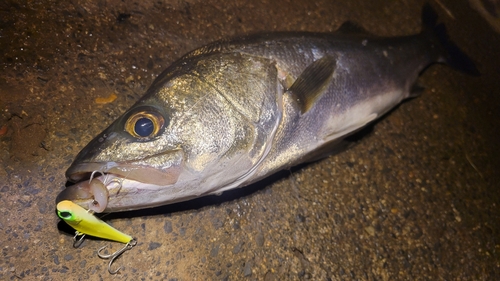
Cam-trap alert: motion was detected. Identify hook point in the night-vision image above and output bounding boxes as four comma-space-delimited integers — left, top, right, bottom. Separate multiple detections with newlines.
97, 239, 137, 274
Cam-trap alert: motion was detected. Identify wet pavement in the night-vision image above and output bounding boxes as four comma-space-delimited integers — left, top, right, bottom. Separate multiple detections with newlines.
1, 0, 499, 280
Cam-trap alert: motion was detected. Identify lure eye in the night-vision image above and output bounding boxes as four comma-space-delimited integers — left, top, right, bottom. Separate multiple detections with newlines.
125, 111, 165, 139
57, 211, 74, 220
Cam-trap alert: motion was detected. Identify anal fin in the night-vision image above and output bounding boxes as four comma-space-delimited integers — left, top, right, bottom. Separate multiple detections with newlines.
324, 113, 378, 142
409, 82, 425, 98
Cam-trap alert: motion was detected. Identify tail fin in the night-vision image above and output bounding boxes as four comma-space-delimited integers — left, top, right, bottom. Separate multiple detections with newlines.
421, 3, 480, 75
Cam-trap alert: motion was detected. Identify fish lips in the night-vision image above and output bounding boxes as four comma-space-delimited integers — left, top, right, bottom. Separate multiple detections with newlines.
65, 161, 182, 185
56, 151, 184, 207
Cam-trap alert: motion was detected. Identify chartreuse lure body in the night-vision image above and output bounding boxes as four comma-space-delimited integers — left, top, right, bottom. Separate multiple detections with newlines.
57, 200, 136, 274
57, 200, 132, 243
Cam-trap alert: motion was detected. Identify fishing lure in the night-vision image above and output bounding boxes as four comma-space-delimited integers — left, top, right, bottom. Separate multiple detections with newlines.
57, 200, 132, 243
57, 200, 137, 274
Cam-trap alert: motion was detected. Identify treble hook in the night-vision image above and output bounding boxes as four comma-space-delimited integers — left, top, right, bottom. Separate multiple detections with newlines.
90, 169, 123, 195
72, 232, 86, 248
71, 208, 98, 248
97, 239, 137, 274
89, 170, 105, 184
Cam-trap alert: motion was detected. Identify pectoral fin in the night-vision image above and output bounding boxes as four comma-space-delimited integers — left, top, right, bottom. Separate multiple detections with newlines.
288, 55, 337, 114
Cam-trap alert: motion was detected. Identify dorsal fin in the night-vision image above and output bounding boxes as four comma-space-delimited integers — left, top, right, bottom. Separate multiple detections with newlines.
336, 21, 370, 34
182, 40, 231, 59
288, 55, 337, 114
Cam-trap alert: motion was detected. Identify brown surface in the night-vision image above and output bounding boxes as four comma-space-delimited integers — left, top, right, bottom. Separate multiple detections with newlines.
1, 0, 499, 280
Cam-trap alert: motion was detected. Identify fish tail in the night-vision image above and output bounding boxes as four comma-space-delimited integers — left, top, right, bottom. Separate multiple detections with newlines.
421, 3, 480, 75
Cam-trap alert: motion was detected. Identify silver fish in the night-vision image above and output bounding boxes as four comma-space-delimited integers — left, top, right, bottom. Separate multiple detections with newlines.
56, 5, 477, 212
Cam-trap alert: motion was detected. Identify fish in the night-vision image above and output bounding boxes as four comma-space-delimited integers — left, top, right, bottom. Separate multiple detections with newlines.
56, 4, 477, 213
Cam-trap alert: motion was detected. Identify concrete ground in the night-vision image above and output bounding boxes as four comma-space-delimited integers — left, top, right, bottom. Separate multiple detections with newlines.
1, 0, 499, 280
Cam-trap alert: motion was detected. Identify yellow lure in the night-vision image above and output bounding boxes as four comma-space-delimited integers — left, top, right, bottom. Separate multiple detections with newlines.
57, 200, 133, 244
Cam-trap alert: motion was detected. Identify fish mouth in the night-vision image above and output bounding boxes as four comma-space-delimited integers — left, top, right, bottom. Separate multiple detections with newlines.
56, 152, 184, 212
65, 161, 182, 186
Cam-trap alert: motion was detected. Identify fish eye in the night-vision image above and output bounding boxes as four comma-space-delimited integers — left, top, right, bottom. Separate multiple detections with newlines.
134, 117, 154, 137
125, 110, 165, 139
57, 211, 73, 220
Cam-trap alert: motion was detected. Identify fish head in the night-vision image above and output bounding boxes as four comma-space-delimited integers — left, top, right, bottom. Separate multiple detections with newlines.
65, 102, 183, 186
57, 88, 186, 211
56, 55, 277, 212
